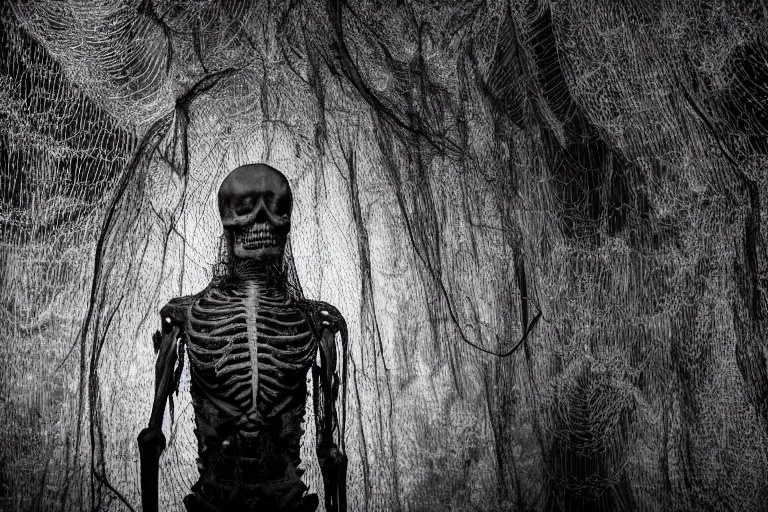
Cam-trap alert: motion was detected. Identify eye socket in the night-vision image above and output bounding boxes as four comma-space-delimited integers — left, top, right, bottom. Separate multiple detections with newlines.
267, 193, 290, 216
234, 198, 254, 215
274, 195, 290, 215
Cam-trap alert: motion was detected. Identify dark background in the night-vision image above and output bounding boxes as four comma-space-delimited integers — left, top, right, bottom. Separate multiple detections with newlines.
1, 0, 768, 510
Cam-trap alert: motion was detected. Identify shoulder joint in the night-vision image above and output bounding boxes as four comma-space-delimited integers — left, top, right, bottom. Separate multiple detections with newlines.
159, 295, 194, 332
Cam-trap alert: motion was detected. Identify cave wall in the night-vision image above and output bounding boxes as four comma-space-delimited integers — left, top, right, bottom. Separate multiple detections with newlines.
1, 1, 768, 511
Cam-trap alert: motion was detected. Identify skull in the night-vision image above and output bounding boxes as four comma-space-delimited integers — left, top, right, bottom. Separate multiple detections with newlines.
218, 163, 292, 261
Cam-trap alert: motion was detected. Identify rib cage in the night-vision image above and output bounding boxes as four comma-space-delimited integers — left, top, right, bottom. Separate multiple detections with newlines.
185, 280, 317, 435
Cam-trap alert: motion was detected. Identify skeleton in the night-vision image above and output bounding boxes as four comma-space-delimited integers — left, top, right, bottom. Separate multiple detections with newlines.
137, 164, 348, 512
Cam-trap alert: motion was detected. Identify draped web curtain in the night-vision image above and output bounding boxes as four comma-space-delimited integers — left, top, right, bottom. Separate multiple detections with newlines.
2, 1, 768, 510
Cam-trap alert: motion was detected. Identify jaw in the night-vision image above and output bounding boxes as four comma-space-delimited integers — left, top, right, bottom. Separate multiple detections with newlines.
232, 245, 284, 261
231, 222, 288, 262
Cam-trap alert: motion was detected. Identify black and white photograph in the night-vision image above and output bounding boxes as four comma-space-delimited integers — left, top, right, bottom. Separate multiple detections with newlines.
1, 0, 767, 510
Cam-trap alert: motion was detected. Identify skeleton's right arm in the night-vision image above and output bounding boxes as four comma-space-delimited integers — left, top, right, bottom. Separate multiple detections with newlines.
137, 314, 182, 512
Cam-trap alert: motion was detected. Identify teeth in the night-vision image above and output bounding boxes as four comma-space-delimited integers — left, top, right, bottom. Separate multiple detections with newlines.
236, 223, 279, 249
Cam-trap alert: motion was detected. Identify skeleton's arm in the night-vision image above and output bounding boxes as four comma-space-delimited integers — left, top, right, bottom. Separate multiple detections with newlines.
311, 303, 348, 512
137, 309, 184, 512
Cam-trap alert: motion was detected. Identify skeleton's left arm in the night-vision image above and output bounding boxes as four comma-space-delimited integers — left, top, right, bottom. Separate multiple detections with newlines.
137, 303, 186, 512
311, 303, 348, 512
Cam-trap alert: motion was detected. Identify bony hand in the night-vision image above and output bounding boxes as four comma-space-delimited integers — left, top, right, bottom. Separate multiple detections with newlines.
328, 446, 346, 467
138, 427, 166, 457
319, 309, 341, 332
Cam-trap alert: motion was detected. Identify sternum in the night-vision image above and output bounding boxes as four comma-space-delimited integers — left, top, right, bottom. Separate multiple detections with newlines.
244, 283, 261, 411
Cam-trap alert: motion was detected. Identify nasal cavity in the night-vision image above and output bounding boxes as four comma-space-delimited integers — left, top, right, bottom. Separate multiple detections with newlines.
253, 199, 269, 222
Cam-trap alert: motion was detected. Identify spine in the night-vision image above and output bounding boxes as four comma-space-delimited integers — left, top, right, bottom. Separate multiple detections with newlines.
244, 282, 261, 411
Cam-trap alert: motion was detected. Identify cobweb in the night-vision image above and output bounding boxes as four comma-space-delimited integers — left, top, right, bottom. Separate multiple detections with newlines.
2, 0, 768, 511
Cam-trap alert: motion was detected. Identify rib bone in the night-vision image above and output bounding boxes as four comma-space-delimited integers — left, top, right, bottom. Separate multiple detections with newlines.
185, 281, 316, 424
